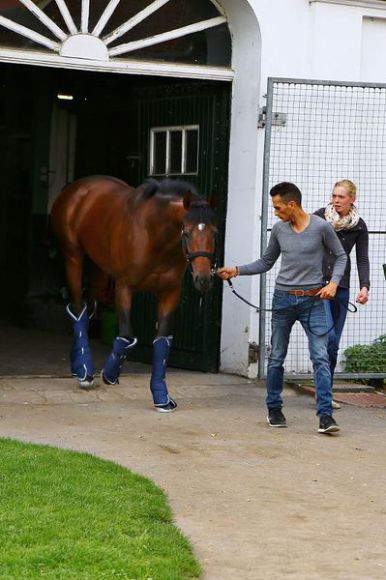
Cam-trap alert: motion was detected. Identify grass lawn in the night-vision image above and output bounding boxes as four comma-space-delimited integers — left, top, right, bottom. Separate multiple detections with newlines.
0, 438, 201, 579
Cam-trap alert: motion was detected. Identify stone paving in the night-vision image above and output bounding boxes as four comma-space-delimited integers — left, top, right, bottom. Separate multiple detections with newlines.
289, 380, 386, 408
1, 370, 386, 579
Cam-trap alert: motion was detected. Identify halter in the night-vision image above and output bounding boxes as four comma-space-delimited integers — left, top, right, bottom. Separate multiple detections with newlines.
181, 225, 218, 269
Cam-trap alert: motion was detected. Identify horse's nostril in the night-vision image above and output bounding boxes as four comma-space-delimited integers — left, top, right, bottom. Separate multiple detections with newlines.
195, 275, 213, 292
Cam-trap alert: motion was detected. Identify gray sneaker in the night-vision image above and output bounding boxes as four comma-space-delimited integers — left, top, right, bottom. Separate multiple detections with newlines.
318, 415, 340, 434
154, 397, 177, 413
267, 408, 287, 428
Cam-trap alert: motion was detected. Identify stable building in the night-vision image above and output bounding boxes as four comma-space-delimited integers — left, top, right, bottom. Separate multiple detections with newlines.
0, 0, 385, 380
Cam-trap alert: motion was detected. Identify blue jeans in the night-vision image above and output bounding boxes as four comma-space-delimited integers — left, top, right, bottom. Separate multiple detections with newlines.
323, 287, 349, 388
266, 290, 332, 416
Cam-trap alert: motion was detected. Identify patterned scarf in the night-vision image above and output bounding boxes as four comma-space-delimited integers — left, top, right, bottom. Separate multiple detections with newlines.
324, 202, 360, 231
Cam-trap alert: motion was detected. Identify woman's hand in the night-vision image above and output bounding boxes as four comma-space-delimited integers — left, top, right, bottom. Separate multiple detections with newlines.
217, 266, 238, 280
356, 287, 369, 305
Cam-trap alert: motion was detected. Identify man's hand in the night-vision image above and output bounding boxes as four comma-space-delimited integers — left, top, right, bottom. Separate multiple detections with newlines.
356, 287, 369, 305
317, 281, 338, 300
217, 266, 238, 280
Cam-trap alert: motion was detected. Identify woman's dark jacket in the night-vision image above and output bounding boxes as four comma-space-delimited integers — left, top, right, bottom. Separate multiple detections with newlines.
314, 208, 370, 290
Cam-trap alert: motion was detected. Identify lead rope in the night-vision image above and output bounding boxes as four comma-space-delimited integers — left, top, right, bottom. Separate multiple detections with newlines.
225, 279, 358, 337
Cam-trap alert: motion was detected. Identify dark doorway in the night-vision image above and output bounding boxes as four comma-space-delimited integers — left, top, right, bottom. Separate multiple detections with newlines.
0, 62, 230, 373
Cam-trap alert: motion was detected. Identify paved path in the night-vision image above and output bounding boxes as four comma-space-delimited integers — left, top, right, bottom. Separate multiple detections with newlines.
1, 372, 386, 579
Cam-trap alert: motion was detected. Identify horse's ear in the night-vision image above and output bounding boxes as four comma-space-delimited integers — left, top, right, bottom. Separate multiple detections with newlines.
208, 192, 217, 210
183, 190, 193, 210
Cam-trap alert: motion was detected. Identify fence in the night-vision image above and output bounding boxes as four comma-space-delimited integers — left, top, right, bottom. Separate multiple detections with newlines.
259, 78, 386, 380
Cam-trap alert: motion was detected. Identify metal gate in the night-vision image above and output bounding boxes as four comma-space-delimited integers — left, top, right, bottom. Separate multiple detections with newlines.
259, 78, 386, 380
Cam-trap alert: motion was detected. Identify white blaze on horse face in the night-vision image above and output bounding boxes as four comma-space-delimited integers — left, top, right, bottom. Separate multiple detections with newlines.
198, 223, 206, 231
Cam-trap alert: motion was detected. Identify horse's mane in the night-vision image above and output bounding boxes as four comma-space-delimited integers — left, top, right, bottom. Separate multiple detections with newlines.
185, 199, 216, 225
141, 178, 215, 224
142, 178, 198, 199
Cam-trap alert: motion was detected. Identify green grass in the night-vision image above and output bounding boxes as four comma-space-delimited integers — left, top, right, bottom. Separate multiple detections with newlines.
0, 438, 201, 579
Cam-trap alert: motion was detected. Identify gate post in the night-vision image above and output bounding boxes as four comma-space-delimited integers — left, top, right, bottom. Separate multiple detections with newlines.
258, 78, 274, 379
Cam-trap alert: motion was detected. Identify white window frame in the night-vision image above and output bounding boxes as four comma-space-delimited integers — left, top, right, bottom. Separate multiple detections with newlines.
149, 125, 200, 176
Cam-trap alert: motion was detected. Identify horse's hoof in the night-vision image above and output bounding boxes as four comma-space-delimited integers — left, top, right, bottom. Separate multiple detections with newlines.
154, 397, 177, 413
79, 376, 94, 389
101, 371, 118, 386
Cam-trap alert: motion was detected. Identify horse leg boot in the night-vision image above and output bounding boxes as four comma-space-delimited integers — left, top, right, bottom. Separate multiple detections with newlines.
66, 304, 95, 388
150, 336, 177, 412
101, 336, 138, 385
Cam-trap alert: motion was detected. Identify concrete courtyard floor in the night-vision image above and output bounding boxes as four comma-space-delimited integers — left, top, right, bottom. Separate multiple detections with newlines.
1, 368, 386, 579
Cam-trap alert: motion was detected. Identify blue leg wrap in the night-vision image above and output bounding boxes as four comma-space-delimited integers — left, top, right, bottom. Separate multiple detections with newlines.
66, 304, 95, 385
102, 336, 138, 385
150, 336, 173, 405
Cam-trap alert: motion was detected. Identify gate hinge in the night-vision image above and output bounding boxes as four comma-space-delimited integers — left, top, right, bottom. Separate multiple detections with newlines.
258, 107, 287, 129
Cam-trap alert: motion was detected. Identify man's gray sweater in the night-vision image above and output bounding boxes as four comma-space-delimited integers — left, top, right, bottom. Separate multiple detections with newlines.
239, 215, 347, 290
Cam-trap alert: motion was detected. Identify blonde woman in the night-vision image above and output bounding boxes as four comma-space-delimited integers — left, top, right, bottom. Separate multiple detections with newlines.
314, 180, 370, 408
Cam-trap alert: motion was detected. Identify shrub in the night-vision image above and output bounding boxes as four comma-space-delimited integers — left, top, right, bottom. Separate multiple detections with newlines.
343, 335, 386, 374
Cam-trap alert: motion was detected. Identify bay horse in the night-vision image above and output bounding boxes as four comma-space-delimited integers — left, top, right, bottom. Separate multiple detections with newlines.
50, 176, 217, 412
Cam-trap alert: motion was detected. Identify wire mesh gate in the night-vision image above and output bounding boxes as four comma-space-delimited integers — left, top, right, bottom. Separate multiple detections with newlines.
259, 77, 386, 380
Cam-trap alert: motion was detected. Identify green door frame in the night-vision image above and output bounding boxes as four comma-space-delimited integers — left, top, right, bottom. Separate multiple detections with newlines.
129, 80, 230, 372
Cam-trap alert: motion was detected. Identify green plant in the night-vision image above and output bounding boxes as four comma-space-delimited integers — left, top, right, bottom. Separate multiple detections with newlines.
0, 438, 201, 579
343, 334, 386, 374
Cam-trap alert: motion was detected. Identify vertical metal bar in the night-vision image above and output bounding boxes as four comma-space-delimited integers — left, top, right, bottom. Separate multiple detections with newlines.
258, 78, 274, 379
55, 0, 78, 34
166, 130, 170, 175
81, 0, 90, 33
181, 128, 187, 173
149, 130, 155, 175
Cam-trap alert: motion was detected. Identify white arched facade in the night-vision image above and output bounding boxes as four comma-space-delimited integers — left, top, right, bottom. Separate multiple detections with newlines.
4, 1, 385, 378
0, 0, 233, 79
0, 0, 263, 377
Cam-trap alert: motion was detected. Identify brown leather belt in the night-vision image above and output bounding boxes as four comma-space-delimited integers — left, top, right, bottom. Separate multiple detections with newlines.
286, 288, 322, 297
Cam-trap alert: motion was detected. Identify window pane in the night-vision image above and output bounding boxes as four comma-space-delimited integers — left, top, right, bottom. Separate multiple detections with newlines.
185, 130, 199, 173
0, 2, 67, 51
0, 1, 231, 67
153, 132, 166, 174
110, 0, 231, 67
169, 131, 182, 174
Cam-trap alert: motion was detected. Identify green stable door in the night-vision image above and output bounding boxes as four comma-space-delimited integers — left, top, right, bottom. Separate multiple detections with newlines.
128, 81, 230, 372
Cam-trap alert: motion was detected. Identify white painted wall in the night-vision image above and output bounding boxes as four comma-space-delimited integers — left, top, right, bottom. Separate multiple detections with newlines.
220, 0, 386, 377
361, 16, 386, 80
216, 0, 262, 376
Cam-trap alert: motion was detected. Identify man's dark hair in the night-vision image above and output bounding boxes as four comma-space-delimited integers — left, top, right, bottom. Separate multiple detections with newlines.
269, 182, 302, 205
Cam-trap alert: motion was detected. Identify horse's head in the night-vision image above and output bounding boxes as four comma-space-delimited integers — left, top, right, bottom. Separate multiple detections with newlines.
182, 191, 218, 293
